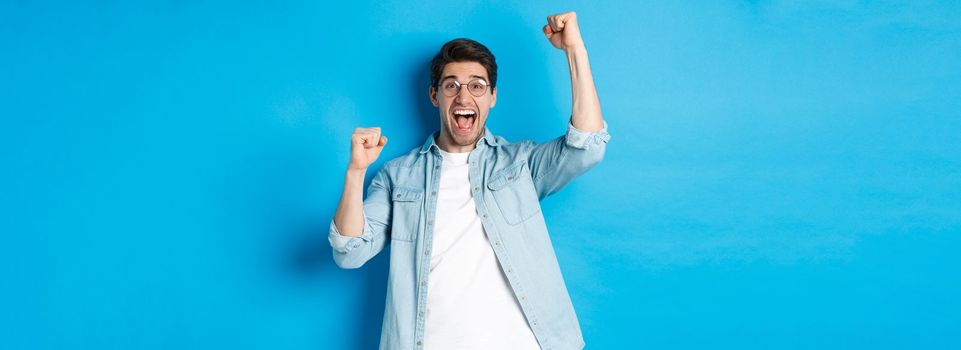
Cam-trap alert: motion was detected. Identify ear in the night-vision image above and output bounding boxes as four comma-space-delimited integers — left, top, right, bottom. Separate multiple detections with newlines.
429, 86, 439, 107
490, 87, 497, 108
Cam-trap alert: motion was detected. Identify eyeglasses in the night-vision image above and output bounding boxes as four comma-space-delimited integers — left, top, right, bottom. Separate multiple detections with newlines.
438, 78, 490, 97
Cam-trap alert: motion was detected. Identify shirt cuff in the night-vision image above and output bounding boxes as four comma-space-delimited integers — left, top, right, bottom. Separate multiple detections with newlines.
565, 120, 611, 150
328, 219, 373, 254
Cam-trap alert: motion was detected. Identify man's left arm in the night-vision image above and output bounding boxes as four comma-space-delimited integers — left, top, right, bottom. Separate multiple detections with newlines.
547, 11, 604, 132
527, 11, 611, 199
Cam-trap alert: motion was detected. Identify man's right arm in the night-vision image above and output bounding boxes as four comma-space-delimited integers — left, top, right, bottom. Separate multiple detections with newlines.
328, 127, 391, 269
332, 168, 370, 238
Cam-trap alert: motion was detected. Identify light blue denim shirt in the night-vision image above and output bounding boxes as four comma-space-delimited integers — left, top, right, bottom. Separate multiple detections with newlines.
329, 121, 610, 350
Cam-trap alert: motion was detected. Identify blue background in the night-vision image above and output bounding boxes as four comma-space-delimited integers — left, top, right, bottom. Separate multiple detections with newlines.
2, 1, 960, 349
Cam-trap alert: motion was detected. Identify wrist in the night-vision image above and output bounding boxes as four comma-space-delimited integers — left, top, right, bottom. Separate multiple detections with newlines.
345, 167, 367, 179
563, 43, 587, 56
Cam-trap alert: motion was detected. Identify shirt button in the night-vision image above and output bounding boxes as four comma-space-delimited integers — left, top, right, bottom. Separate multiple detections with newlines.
473, 187, 479, 192
417, 340, 423, 346
431, 191, 437, 196
482, 213, 488, 218
494, 241, 500, 246
507, 176, 512, 181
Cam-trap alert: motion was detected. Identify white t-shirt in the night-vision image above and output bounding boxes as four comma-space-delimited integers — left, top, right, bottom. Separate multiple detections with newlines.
423, 149, 541, 350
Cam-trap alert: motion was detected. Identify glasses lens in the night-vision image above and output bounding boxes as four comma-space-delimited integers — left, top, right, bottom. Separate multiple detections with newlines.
441, 80, 459, 97
468, 80, 487, 96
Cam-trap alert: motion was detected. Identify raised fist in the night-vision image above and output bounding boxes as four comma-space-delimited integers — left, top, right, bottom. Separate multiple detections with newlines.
348, 127, 387, 171
542, 11, 584, 50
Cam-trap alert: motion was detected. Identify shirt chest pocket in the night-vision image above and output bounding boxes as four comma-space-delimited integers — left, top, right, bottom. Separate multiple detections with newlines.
487, 161, 541, 225
390, 186, 423, 242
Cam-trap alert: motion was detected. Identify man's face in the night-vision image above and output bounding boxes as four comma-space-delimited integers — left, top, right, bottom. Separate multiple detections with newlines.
430, 61, 497, 152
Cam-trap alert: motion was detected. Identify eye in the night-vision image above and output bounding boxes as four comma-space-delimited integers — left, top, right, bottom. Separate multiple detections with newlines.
468, 82, 485, 92
444, 81, 457, 89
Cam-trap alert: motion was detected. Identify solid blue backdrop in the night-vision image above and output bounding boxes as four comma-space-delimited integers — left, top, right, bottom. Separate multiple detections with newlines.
2, 1, 959, 349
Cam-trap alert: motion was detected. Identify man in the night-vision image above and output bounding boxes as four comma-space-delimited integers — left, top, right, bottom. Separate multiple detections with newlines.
329, 11, 609, 350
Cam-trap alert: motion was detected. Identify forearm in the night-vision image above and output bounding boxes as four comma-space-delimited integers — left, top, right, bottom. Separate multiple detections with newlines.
565, 45, 604, 132
333, 168, 367, 237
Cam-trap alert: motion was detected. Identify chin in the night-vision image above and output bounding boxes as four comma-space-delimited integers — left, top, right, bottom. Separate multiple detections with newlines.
458, 129, 484, 145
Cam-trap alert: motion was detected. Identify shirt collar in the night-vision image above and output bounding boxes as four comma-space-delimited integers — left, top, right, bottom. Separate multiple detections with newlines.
419, 127, 499, 154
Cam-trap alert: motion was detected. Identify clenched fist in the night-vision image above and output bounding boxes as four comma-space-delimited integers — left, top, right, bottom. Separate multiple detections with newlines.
348, 127, 387, 171
542, 11, 584, 50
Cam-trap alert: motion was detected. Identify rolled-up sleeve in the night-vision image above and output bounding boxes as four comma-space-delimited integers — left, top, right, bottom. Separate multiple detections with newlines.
527, 120, 610, 199
328, 219, 374, 254
564, 121, 611, 150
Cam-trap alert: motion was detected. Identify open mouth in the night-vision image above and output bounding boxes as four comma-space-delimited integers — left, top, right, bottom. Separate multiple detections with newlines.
451, 109, 476, 135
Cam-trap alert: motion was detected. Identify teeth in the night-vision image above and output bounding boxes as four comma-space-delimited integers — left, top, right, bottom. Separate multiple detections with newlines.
454, 112, 473, 129
453, 110, 476, 116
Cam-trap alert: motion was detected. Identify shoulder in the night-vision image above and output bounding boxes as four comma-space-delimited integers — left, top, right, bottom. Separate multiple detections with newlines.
377, 146, 425, 182
384, 147, 424, 169
371, 146, 430, 189
490, 134, 536, 159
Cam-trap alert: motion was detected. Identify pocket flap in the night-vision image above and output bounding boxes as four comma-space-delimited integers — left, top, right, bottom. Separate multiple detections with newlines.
392, 187, 423, 202
487, 162, 526, 191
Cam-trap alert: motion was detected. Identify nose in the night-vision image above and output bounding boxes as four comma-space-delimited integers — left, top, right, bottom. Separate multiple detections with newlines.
454, 84, 472, 104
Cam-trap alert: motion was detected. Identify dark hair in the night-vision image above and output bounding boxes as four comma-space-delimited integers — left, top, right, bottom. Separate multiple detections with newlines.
429, 38, 498, 89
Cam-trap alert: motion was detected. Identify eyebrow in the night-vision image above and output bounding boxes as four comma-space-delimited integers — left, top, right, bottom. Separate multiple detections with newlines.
440, 74, 488, 82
